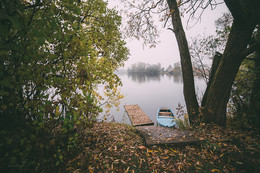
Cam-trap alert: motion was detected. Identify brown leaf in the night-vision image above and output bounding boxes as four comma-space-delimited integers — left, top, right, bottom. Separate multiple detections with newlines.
138, 146, 147, 150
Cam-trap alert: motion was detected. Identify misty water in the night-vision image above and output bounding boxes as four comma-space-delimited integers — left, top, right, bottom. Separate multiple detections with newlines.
99, 73, 206, 125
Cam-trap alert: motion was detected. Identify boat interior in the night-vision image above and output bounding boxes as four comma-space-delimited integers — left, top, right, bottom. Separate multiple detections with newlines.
158, 111, 173, 117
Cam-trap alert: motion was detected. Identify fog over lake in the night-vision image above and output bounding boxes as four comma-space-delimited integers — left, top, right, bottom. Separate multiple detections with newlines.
99, 73, 206, 125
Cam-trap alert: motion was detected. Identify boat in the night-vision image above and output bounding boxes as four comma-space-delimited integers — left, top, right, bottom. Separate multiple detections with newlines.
157, 107, 176, 127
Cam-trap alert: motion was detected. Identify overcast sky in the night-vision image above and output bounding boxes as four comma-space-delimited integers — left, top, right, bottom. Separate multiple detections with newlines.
108, 1, 229, 68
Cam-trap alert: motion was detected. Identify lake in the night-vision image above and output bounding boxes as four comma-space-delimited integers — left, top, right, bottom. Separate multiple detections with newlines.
98, 73, 206, 125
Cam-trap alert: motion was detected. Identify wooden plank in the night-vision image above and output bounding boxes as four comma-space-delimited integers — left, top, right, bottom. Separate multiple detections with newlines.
124, 105, 154, 126
159, 112, 172, 116
160, 108, 170, 111
136, 126, 204, 145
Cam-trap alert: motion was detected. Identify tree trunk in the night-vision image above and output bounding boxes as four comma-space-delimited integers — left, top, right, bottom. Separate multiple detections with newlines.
249, 50, 260, 128
202, 21, 256, 125
201, 52, 222, 107
166, 0, 199, 125
166, 0, 259, 126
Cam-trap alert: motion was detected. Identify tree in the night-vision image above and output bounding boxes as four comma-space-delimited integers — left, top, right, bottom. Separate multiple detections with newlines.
227, 26, 260, 129
0, 0, 128, 171
127, 62, 162, 74
249, 49, 260, 128
166, 0, 199, 125
0, 0, 128, 125
192, 13, 260, 128
191, 13, 232, 103
201, 0, 260, 125
121, 0, 260, 126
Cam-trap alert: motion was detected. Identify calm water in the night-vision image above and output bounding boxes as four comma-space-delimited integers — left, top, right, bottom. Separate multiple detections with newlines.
99, 73, 206, 125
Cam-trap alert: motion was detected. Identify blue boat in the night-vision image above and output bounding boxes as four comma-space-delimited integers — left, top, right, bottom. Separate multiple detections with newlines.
157, 107, 176, 127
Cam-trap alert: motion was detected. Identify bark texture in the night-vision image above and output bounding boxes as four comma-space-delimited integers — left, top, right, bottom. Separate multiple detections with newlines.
203, 21, 256, 125
166, 0, 199, 125
202, 0, 260, 125
201, 52, 222, 107
166, 0, 260, 126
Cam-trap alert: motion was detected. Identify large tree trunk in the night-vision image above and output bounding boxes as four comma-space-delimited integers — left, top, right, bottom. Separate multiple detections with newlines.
201, 52, 222, 107
166, 0, 199, 125
166, 0, 259, 126
202, 21, 256, 125
202, 0, 260, 126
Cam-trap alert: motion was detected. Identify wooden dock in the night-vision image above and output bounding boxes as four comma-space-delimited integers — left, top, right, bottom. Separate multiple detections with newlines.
124, 104, 202, 145
136, 126, 203, 145
124, 105, 154, 126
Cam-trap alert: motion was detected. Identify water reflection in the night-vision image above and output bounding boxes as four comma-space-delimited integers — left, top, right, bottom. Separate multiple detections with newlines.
126, 72, 183, 84
166, 73, 183, 83
99, 72, 205, 125
127, 73, 161, 83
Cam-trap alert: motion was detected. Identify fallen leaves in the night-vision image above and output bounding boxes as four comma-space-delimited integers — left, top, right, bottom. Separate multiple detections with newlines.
65, 122, 260, 172
170, 148, 178, 153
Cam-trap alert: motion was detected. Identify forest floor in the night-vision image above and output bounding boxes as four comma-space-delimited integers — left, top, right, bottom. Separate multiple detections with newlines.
67, 122, 260, 172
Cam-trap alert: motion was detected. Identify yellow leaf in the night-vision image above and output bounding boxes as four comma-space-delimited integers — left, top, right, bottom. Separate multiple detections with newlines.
211, 169, 220, 172
88, 166, 94, 173
147, 149, 153, 153
170, 148, 177, 153
178, 164, 182, 171
177, 0, 182, 6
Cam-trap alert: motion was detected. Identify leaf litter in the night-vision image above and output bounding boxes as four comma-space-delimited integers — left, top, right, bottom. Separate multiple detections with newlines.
66, 122, 259, 172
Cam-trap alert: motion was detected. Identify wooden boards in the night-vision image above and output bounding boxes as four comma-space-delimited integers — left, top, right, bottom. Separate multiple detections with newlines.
136, 126, 203, 145
124, 105, 154, 126
124, 104, 203, 145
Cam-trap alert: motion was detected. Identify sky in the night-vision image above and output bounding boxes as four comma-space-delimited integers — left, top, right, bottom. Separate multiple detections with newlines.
108, 1, 229, 68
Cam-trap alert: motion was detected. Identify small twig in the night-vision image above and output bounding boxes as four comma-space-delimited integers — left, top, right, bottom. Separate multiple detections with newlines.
167, 27, 175, 33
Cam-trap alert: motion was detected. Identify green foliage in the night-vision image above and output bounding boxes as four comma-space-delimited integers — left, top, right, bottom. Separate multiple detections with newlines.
0, 0, 128, 171
175, 104, 190, 129
227, 26, 260, 129
227, 58, 258, 129
175, 114, 190, 130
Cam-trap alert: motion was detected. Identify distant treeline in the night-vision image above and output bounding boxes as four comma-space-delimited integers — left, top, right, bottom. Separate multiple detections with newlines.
127, 62, 181, 75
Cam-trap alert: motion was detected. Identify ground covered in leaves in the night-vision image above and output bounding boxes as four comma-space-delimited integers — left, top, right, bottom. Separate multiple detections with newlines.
67, 122, 259, 172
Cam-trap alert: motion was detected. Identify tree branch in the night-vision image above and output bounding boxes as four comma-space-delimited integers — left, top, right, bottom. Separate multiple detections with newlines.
24, 1, 43, 9
241, 40, 260, 58
167, 27, 175, 33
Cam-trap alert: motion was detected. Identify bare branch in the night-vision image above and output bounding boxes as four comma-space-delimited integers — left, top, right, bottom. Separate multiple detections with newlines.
183, 0, 224, 29
122, 0, 226, 46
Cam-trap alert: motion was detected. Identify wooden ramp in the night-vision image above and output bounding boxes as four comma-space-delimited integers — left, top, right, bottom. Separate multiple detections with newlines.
136, 126, 203, 145
124, 105, 154, 126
